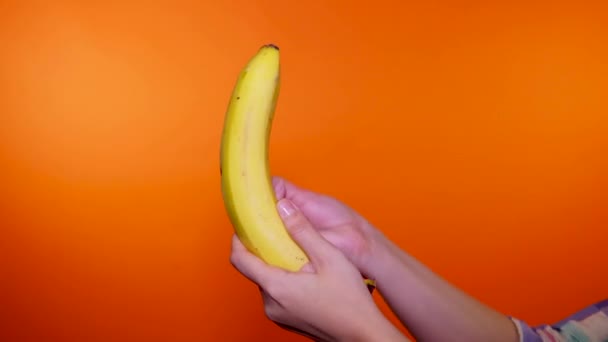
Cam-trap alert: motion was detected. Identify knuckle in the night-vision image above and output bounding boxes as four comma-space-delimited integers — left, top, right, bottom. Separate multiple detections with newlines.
286, 216, 309, 236
264, 283, 286, 301
229, 252, 239, 267
264, 304, 281, 322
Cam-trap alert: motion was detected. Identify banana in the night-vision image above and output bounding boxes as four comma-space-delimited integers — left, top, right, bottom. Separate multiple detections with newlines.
219, 44, 377, 291
220, 44, 309, 272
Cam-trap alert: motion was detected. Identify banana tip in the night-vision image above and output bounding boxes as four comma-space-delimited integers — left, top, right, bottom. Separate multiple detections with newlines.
263, 43, 279, 50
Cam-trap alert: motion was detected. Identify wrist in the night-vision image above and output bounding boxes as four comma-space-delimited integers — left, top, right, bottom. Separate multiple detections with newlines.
344, 308, 408, 342
359, 227, 402, 282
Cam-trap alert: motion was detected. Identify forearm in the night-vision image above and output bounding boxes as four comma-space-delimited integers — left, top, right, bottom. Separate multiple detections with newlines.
349, 308, 411, 342
363, 234, 519, 342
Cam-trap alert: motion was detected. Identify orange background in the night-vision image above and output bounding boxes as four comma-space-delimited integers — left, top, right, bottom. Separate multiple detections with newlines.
1, 1, 607, 341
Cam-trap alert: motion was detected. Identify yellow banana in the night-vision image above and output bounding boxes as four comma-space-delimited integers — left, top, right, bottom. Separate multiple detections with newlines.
220, 44, 309, 272
219, 44, 377, 290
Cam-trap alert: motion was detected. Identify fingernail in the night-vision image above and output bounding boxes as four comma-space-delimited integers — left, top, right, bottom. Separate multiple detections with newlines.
277, 198, 296, 218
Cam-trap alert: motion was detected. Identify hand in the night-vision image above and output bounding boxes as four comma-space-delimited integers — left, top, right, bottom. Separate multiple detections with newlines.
271, 177, 519, 342
272, 176, 385, 280
230, 197, 407, 342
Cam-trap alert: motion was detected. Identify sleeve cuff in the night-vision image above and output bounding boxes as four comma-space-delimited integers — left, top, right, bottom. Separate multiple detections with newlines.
508, 316, 543, 342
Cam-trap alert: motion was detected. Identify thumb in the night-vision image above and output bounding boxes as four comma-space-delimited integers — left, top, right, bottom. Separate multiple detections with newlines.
277, 198, 336, 269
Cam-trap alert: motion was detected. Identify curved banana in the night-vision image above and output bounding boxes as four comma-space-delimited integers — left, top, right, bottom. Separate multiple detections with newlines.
220, 44, 309, 272
219, 44, 377, 291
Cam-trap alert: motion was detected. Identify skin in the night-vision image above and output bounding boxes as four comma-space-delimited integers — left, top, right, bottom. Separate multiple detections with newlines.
230, 176, 520, 342
229, 196, 407, 341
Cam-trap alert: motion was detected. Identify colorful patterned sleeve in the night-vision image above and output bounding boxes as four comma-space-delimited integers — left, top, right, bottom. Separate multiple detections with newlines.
509, 299, 608, 342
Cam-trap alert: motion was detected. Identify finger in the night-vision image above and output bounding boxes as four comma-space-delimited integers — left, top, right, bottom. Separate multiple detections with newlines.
277, 198, 337, 269
299, 262, 314, 273
272, 176, 309, 201
230, 234, 284, 286
318, 229, 353, 256
273, 176, 354, 228
272, 176, 318, 205
275, 322, 320, 341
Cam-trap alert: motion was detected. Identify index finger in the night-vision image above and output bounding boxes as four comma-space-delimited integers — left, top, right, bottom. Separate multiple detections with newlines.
229, 234, 286, 286
277, 198, 338, 270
